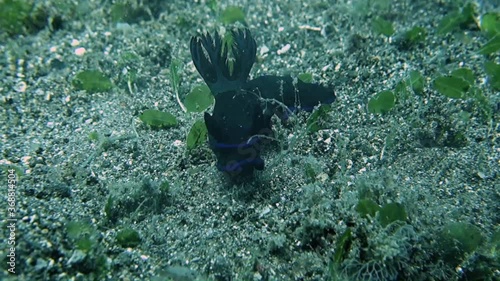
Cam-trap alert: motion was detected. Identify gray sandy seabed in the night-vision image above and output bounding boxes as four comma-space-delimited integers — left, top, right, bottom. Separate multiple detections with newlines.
0, 0, 498, 280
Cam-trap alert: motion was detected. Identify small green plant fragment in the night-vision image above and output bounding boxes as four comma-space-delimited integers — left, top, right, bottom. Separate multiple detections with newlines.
116, 228, 141, 248
384, 131, 397, 151
304, 163, 317, 182
437, 12, 463, 34
104, 195, 113, 215
451, 68, 475, 84
437, 3, 477, 35
186, 119, 208, 150
480, 12, 500, 37
0, 0, 31, 36
76, 236, 93, 252
67, 221, 93, 239
206, 0, 218, 12
104, 195, 117, 223
333, 228, 353, 264
378, 202, 407, 227
66, 221, 95, 252
170, 59, 187, 112
221, 32, 236, 74
479, 34, 500, 55
110, 3, 149, 23
484, 61, 500, 90
372, 17, 394, 37
439, 222, 484, 265
404, 26, 426, 44
471, 88, 493, 121
491, 229, 500, 255
160, 181, 170, 194
455, 229, 499, 280
408, 70, 425, 94
139, 109, 178, 128
184, 85, 214, 113
120, 52, 140, 64
72, 70, 113, 93
220, 6, 246, 25
88, 131, 100, 141
394, 80, 410, 99
298, 73, 313, 83
170, 60, 181, 93
222, 30, 235, 48
356, 199, 381, 219
367, 90, 395, 114
307, 104, 332, 133
65, 220, 108, 276
110, 3, 127, 22
398, 26, 427, 49
460, 2, 478, 27
433, 76, 469, 99
0, 0, 52, 36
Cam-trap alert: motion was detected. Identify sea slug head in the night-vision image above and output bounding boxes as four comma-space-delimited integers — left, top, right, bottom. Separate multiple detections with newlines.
203, 91, 272, 180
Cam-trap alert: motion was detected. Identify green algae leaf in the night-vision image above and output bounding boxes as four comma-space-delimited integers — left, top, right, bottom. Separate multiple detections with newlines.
206, 0, 218, 12
372, 17, 394, 37
66, 221, 93, 240
0, 0, 31, 36
170, 60, 181, 93
139, 109, 178, 128
479, 34, 500, 55
298, 73, 313, 83
66, 220, 98, 252
76, 236, 93, 252
220, 6, 246, 25
307, 104, 332, 133
88, 131, 100, 141
433, 76, 469, 99
184, 85, 214, 113
408, 70, 425, 94
104, 196, 115, 221
437, 3, 478, 35
460, 2, 478, 27
116, 228, 141, 248
451, 68, 475, 84
186, 119, 207, 150
491, 230, 500, 255
73, 70, 113, 93
378, 202, 407, 227
471, 88, 493, 121
485, 61, 500, 76
481, 12, 500, 38
439, 222, 484, 265
368, 90, 395, 114
485, 61, 500, 90
394, 80, 412, 100
403, 26, 426, 45
303, 163, 317, 182
110, 3, 148, 23
334, 228, 353, 264
356, 199, 381, 219
437, 12, 463, 35
110, 3, 128, 22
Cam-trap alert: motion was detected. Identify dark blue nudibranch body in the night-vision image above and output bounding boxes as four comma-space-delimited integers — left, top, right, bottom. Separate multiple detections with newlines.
190, 29, 335, 180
